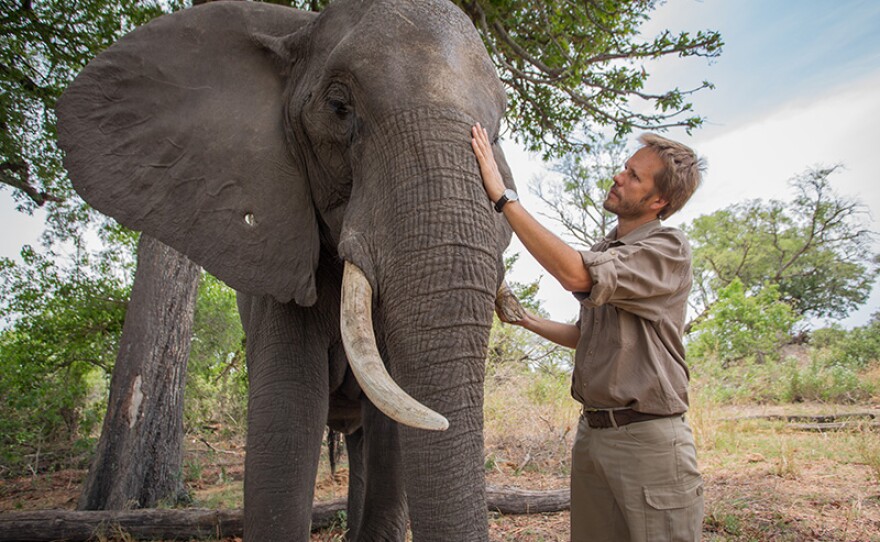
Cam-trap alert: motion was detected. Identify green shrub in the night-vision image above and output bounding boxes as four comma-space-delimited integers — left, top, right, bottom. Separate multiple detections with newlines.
185, 274, 248, 436
782, 353, 875, 404
811, 315, 880, 369
689, 279, 800, 366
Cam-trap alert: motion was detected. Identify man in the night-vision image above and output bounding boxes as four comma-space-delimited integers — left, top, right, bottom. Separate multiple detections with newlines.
471, 124, 705, 542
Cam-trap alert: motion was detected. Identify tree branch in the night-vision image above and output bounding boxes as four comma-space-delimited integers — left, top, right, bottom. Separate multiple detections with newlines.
0, 159, 63, 206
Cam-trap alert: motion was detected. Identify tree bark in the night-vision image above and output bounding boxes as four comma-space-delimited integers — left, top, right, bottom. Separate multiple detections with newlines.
77, 235, 201, 510
0, 486, 570, 541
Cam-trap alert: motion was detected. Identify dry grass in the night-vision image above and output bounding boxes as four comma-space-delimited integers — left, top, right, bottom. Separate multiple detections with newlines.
2, 374, 879, 541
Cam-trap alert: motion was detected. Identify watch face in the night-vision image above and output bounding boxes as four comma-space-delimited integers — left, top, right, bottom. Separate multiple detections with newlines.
505, 189, 519, 201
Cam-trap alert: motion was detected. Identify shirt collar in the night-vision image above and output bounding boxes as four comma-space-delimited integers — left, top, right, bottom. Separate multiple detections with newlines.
605, 219, 663, 246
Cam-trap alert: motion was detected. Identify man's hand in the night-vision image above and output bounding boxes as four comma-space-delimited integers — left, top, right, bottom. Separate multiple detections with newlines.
471, 123, 506, 203
494, 281, 528, 324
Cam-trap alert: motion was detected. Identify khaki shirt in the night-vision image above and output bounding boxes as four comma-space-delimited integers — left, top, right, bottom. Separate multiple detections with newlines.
572, 219, 692, 415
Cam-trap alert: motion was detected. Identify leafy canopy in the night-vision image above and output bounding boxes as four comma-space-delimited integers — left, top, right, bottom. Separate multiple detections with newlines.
0, 0, 171, 214
685, 166, 878, 322
0, 245, 130, 470
688, 278, 800, 365
286, 0, 723, 158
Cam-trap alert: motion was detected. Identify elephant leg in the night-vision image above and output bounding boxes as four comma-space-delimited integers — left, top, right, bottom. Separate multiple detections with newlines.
241, 295, 329, 542
351, 401, 407, 541
343, 429, 364, 541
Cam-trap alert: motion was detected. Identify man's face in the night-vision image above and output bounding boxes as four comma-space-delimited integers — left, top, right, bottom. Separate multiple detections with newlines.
604, 147, 667, 220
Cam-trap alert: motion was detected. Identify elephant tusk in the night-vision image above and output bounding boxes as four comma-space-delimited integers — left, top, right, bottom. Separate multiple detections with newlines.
340, 262, 450, 431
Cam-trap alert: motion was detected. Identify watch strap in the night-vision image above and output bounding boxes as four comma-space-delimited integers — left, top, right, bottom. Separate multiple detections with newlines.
494, 189, 518, 213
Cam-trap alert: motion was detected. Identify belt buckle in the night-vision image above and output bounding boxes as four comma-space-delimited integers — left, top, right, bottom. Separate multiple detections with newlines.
582, 407, 618, 429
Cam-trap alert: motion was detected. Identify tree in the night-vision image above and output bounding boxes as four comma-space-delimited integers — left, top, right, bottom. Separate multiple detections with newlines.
284, 0, 723, 158
1, 0, 167, 211
0, 245, 129, 473
1, 0, 200, 510
458, 1, 723, 157
78, 234, 200, 510
688, 278, 800, 366
532, 136, 626, 247
685, 166, 878, 327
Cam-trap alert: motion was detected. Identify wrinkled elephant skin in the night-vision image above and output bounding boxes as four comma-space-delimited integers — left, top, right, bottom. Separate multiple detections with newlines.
56, 1, 515, 540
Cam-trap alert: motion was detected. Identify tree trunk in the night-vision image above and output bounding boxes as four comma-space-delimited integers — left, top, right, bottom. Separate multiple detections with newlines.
0, 487, 569, 541
78, 235, 201, 510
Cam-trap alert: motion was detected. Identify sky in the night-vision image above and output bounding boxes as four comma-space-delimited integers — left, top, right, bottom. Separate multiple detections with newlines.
502, 0, 880, 328
2, 0, 879, 328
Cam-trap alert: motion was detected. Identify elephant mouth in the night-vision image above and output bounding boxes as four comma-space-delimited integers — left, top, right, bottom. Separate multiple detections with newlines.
340, 261, 450, 431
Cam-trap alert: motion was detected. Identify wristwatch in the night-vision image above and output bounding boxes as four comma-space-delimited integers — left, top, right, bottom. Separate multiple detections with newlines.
494, 188, 519, 212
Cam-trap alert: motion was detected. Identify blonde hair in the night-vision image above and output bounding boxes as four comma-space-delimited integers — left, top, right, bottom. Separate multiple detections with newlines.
638, 133, 705, 219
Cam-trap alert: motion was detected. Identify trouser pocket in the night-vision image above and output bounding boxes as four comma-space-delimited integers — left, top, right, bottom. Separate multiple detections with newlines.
644, 475, 704, 541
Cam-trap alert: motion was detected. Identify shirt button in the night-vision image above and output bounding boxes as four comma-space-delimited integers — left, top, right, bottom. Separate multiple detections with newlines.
609, 249, 617, 256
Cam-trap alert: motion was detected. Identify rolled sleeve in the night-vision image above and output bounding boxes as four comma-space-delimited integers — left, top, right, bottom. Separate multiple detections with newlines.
578, 250, 618, 307
577, 229, 691, 322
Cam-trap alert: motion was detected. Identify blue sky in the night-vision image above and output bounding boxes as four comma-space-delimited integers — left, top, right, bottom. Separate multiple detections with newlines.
504, 0, 880, 327
2, 0, 879, 328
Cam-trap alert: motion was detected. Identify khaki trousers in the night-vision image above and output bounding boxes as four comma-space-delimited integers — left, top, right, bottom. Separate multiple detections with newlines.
570, 413, 704, 542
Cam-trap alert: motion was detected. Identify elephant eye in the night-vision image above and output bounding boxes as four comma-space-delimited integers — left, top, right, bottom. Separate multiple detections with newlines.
323, 81, 353, 121
328, 98, 350, 118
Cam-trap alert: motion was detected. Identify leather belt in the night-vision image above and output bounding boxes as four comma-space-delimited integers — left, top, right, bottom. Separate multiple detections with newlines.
581, 408, 678, 429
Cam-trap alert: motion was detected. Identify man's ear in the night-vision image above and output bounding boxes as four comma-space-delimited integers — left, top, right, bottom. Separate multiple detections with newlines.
651, 194, 670, 218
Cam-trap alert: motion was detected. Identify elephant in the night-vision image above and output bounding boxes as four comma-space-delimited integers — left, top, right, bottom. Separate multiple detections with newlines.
56, 0, 517, 540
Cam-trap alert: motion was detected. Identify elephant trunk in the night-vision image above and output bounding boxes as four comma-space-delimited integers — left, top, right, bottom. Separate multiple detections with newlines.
340, 261, 449, 431
337, 108, 499, 539
338, 108, 499, 431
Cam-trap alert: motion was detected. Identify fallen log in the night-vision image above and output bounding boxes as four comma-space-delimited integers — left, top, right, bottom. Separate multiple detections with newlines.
486, 485, 570, 514
790, 421, 880, 432
733, 412, 876, 423
0, 485, 570, 541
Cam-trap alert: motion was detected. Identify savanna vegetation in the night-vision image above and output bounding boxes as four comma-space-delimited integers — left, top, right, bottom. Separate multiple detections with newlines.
2, 0, 879, 540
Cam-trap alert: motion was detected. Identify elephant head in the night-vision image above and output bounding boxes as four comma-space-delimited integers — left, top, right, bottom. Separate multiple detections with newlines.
57, 0, 514, 540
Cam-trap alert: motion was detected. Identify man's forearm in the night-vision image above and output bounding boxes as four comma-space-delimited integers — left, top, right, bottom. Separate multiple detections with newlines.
501, 201, 593, 293
516, 312, 580, 349
470, 123, 592, 293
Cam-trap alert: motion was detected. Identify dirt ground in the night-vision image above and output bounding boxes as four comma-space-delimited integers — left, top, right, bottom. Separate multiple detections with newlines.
2, 405, 879, 541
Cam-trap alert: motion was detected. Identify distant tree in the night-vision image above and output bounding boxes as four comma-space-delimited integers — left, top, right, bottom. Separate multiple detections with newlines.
185, 273, 247, 433
688, 278, 800, 365
532, 136, 626, 247
0, 245, 129, 473
685, 166, 878, 329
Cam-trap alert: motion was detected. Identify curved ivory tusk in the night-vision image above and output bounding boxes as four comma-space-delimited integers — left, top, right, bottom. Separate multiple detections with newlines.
340, 261, 450, 431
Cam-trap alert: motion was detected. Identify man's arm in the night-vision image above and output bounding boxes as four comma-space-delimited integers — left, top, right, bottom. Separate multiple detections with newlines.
511, 310, 581, 349
471, 124, 592, 293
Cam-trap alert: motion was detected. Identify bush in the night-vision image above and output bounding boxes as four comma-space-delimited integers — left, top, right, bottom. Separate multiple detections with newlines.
689, 279, 800, 366
185, 274, 248, 437
0, 249, 127, 474
781, 356, 874, 403
810, 314, 880, 369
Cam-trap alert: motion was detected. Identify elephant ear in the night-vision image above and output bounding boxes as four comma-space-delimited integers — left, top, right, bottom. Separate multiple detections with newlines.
57, 2, 319, 305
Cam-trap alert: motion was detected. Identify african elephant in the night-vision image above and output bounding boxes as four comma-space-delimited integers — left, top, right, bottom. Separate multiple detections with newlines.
56, 0, 515, 540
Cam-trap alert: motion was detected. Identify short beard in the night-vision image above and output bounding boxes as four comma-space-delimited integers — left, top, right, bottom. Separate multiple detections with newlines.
603, 190, 657, 219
